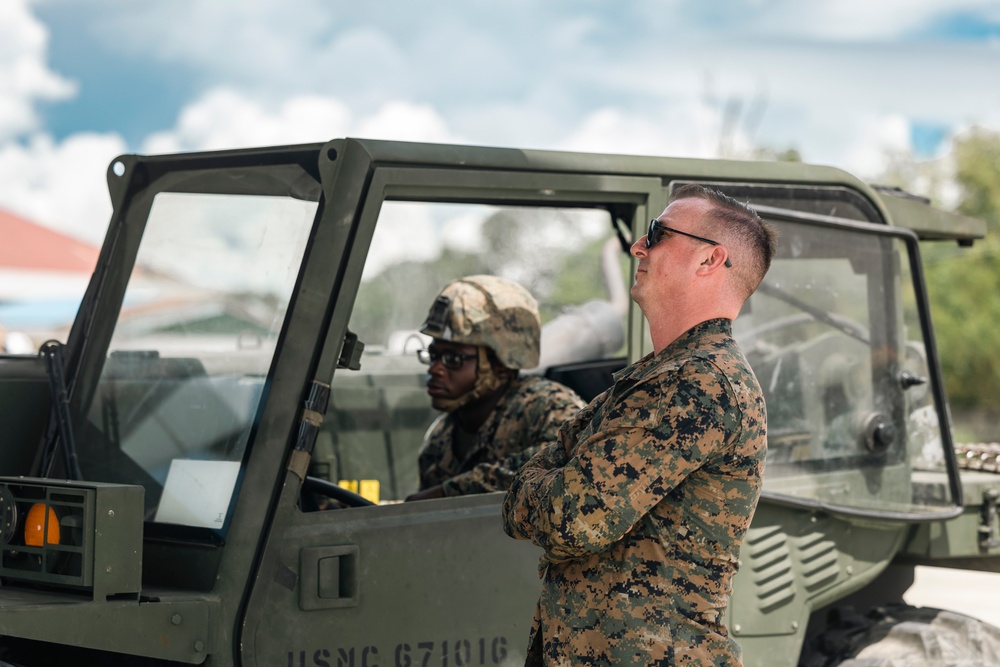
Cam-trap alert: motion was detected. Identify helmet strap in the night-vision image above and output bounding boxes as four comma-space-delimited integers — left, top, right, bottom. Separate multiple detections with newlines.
434, 347, 513, 413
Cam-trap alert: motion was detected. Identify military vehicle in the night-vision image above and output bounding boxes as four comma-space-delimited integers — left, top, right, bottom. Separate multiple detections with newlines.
0, 138, 997, 666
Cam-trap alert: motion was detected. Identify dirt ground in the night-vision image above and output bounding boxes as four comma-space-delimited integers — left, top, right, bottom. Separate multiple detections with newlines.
904, 566, 1000, 627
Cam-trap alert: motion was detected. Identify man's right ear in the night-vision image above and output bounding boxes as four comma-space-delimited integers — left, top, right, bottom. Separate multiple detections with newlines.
697, 246, 730, 274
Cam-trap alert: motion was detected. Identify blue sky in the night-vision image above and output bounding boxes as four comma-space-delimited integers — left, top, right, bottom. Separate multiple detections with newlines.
2, 0, 1000, 245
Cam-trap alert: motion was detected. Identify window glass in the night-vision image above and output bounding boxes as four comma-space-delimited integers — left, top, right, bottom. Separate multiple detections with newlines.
736, 218, 954, 514
76, 192, 316, 528
317, 201, 630, 505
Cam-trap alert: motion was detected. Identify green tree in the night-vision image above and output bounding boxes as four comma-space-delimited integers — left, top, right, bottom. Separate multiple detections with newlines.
348, 248, 487, 347
953, 128, 1000, 235
869, 127, 1000, 428
921, 128, 1000, 411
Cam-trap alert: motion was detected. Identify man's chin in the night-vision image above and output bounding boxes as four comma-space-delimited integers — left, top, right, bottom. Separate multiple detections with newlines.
629, 283, 644, 305
430, 396, 453, 411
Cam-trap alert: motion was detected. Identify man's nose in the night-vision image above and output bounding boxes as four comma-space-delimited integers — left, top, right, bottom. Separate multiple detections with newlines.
631, 236, 648, 258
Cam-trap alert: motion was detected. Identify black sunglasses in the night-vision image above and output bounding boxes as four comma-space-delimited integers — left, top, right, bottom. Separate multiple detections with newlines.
646, 219, 732, 268
417, 348, 478, 370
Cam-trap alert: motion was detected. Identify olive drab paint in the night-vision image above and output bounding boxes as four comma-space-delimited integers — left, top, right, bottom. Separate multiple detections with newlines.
0, 138, 996, 666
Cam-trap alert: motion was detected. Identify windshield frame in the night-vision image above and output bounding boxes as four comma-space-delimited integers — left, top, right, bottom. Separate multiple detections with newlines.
55, 150, 325, 540
750, 204, 962, 521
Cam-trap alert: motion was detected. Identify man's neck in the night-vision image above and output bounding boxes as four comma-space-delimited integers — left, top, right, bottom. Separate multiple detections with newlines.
649, 318, 702, 354
646, 296, 739, 354
454, 378, 514, 432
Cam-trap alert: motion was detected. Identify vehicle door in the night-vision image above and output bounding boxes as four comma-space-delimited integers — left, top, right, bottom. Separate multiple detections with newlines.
241, 141, 661, 667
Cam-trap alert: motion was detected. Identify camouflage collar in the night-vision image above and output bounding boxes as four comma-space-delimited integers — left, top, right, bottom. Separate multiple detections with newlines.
613, 317, 734, 384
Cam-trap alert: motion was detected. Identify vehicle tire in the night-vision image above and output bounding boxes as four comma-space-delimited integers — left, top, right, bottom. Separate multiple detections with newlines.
799, 603, 1000, 667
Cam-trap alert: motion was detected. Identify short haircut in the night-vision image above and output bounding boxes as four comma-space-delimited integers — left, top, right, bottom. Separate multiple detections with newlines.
670, 183, 778, 299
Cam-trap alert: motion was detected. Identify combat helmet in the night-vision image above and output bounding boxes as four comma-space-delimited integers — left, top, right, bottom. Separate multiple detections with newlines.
419, 275, 540, 369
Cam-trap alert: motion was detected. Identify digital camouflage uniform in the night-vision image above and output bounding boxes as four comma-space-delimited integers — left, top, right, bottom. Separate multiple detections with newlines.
418, 375, 586, 496
503, 318, 767, 666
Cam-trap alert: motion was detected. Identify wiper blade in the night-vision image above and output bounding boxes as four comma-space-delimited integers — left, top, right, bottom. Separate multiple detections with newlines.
38, 341, 82, 480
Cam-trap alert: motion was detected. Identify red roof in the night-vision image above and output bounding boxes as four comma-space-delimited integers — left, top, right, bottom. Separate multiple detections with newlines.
0, 209, 99, 272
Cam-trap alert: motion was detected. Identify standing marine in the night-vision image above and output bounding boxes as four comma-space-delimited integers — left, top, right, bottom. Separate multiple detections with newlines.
503, 184, 778, 665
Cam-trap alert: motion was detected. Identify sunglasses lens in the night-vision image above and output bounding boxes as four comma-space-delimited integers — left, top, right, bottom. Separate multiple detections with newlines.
646, 221, 660, 248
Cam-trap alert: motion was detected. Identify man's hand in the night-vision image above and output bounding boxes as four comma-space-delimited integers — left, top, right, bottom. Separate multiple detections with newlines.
405, 485, 446, 502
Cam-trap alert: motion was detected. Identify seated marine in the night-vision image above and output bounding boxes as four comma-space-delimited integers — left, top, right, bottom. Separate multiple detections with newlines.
405, 275, 585, 501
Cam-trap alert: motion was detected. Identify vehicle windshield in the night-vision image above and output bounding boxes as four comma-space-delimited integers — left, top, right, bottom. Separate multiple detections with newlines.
735, 215, 955, 516
74, 191, 316, 528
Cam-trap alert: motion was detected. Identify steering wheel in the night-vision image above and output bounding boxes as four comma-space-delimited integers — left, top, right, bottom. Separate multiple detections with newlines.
301, 475, 375, 509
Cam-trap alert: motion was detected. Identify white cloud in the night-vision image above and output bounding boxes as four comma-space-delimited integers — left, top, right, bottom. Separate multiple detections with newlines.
551, 101, 925, 180
142, 89, 460, 154
140, 81, 927, 183
5, 0, 1000, 254
362, 202, 440, 280
141, 89, 352, 153
0, 132, 126, 245
746, 0, 1000, 41
842, 114, 913, 178
30, 1, 1000, 168
624, 0, 1000, 42
355, 101, 460, 143
0, 1, 105, 247
0, 0, 76, 140
87, 2, 402, 95
556, 104, 733, 159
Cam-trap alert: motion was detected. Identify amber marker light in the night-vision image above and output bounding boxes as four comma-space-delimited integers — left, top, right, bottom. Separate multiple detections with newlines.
24, 503, 60, 547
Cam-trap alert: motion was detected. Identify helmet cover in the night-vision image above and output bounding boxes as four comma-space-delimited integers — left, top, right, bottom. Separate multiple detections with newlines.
419, 275, 540, 369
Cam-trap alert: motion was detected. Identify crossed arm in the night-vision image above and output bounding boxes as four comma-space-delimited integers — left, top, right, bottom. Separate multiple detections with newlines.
502, 369, 733, 562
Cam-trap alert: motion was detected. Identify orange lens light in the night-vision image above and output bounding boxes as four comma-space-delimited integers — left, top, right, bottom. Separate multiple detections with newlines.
25, 503, 60, 547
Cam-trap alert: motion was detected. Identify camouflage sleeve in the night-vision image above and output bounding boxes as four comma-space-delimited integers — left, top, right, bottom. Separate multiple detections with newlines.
442, 448, 545, 496
503, 358, 738, 561
441, 382, 585, 496
501, 396, 603, 536
416, 415, 449, 491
